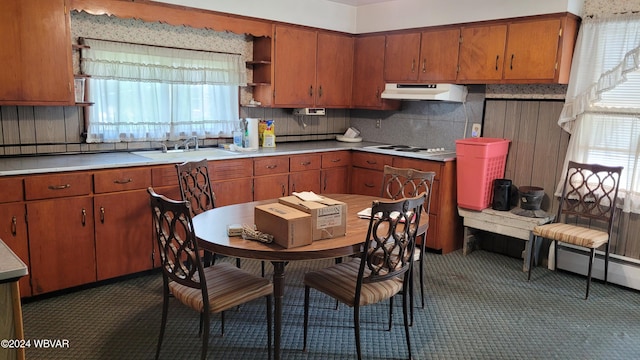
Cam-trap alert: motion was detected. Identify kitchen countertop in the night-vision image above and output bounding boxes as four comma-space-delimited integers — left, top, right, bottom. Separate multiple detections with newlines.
0, 140, 455, 176
0, 239, 28, 282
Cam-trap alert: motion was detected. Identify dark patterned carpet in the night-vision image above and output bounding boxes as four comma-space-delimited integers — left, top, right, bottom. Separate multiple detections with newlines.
21, 250, 640, 359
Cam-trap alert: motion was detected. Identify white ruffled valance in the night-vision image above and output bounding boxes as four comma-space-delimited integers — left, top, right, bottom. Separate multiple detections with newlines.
559, 13, 640, 133
80, 38, 246, 86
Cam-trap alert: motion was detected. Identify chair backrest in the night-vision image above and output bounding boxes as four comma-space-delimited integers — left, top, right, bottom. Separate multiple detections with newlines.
358, 194, 425, 289
557, 161, 623, 233
148, 187, 206, 291
176, 159, 216, 215
380, 165, 436, 233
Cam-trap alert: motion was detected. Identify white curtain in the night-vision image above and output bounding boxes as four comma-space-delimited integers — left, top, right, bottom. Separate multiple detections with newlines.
559, 14, 640, 213
81, 39, 245, 143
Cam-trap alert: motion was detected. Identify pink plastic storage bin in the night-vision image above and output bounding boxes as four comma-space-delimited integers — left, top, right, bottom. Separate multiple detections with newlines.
455, 138, 510, 210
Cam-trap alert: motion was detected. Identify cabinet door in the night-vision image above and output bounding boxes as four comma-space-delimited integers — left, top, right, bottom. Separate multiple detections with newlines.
419, 28, 461, 82
457, 24, 507, 83
0, 203, 30, 297
94, 190, 152, 281
352, 36, 400, 110
254, 174, 289, 201
384, 32, 421, 82
0, 0, 73, 105
28, 196, 96, 295
290, 170, 321, 194
212, 178, 253, 207
273, 25, 317, 107
316, 32, 354, 107
321, 167, 349, 194
503, 18, 562, 82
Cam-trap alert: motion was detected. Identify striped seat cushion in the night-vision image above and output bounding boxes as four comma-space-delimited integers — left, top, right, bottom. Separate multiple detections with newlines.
169, 262, 272, 314
304, 259, 403, 307
533, 223, 609, 249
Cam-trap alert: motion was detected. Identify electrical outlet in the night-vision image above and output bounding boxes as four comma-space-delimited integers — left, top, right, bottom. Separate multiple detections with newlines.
376, 119, 381, 129
471, 123, 481, 138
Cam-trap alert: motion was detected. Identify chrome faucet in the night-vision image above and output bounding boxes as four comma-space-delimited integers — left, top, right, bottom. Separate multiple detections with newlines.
174, 136, 199, 151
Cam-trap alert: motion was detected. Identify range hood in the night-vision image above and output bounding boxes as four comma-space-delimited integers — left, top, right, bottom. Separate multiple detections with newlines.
381, 83, 467, 102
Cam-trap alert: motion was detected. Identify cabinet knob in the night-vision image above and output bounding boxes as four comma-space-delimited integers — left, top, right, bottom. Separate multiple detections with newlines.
309, 85, 313, 97
100, 206, 105, 223
422, 58, 426, 73
82, 208, 87, 227
411, 59, 416, 73
495, 55, 500, 71
510, 54, 515, 70
11, 216, 17, 236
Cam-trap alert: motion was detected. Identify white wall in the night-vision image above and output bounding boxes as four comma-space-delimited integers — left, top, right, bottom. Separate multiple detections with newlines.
158, 0, 584, 33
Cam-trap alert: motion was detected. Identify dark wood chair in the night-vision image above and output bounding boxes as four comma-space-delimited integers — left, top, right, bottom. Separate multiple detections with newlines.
381, 165, 436, 325
303, 194, 425, 360
528, 161, 623, 299
148, 187, 273, 360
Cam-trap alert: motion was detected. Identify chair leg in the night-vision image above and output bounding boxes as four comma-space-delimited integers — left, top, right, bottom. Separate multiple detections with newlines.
261, 261, 266, 277
586, 248, 595, 300
220, 311, 225, 335
604, 242, 611, 284
201, 310, 210, 360
402, 276, 413, 360
303, 286, 310, 351
266, 295, 272, 360
388, 296, 394, 331
409, 268, 414, 327
527, 235, 537, 281
156, 278, 170, 360
419, 249, 426, 309
354, 304, 362, 360
236, 257, 241, 268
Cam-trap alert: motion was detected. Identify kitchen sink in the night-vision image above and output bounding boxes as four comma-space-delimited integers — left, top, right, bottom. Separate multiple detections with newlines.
131, 148, 237, 161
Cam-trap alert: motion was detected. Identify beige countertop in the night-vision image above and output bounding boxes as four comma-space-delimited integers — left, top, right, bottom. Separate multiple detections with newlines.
0, 140, 454, 176
0, 239, 28, 282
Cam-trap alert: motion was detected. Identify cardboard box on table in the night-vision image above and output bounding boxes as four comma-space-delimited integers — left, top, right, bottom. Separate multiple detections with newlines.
278, 196, 347, 240
254, 203, 312, 248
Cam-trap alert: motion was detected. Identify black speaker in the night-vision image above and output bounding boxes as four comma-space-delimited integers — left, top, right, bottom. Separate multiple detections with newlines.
492, 179, 512, 211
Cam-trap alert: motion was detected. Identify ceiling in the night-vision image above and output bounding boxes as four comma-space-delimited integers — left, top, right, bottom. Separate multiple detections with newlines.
325, 0, 394, 6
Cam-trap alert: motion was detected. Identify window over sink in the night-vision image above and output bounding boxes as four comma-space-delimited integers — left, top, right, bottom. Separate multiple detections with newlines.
80, 38, 245, 143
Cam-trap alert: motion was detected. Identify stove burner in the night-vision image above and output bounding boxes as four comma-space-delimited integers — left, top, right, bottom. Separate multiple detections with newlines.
377, 146, 396, 150
396, 148, 421, 152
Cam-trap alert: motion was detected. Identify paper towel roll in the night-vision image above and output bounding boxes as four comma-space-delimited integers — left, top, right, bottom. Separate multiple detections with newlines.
246, 118, 260, 150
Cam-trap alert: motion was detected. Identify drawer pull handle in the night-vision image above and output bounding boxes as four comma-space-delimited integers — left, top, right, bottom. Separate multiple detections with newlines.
48, 184, 71, 190
366, 160, 377, 165
281, 184, 286, 196
331, 158, 342, 163
82, 208, 87, 227
11, 216, 17, 236
300, 161, 311, 166
365, 183, 375, 188
100, 206, 105, 223
114, 178, 132, 184
266, 165, 278, 169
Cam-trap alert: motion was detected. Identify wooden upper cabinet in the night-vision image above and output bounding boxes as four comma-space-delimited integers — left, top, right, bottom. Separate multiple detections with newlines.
352, 35, 400, 110
0, 0, 74, 105
457, 24, 508, 83
316, 32, 354, 108
384, 32, 422, 82
419, 28, 461, 82
503, 15, 578, 84
273, 25, 317, 107
272, 25, 354, 108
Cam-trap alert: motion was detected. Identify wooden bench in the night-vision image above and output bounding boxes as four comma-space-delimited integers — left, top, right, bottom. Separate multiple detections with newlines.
458, 207, 554, 272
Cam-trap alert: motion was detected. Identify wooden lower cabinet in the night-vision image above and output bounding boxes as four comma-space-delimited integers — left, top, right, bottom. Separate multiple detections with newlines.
254, 174, 289, 201
392, 157, 462, 254
94, 189, 153, 280
27, 196, 96, 295
321, 166, 349, 194
212, 178, 253, 206
350, 152, 393, 196
0, 202, 30, 297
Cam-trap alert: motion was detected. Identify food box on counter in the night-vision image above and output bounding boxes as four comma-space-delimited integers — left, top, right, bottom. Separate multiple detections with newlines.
254, 203, 312, 248
278, 196, 347, 240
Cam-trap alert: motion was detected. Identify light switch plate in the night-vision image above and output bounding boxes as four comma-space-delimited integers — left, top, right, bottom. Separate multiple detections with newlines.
471, 123, 481, 138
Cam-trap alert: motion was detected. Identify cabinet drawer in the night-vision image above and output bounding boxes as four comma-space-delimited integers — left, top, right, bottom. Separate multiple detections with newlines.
290, 154, 321, 172
210, 159, 253, 181
352, 152, 392, 171
0, 177, 24, 203
94, 167, 151, 194
25, 172, 92, 200
321, 151, 351, 168
392, 157, 442, 180
254, 156, 289, 176
151, 165, 178, 187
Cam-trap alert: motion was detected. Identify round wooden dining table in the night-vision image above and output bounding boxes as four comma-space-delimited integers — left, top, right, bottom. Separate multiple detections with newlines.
192, 193, 379, 360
